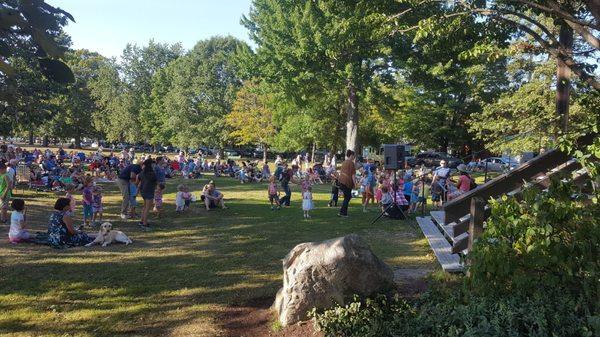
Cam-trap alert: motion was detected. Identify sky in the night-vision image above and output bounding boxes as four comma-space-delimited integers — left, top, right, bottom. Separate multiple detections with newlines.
48, 0, 255, 58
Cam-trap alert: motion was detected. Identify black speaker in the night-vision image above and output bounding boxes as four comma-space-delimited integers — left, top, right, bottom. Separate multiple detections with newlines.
383, 144, 405, 170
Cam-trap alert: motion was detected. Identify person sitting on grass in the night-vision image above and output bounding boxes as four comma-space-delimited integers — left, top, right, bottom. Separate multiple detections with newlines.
48, 197, 93, 248
202, 181, 226, 211
8, 199, 31, 243
175, 184, 192, 213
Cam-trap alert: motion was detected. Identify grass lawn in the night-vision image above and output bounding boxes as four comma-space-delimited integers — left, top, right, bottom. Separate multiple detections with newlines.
0, 174, 436, 337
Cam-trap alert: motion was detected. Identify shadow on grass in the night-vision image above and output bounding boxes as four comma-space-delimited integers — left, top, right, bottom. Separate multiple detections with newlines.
0, 176, 434, 337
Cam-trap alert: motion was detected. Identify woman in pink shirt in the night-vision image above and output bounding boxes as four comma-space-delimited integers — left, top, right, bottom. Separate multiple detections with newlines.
448, 164, 474, 200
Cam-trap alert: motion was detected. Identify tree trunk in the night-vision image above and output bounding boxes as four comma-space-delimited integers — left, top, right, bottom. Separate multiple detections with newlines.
75, 134, 82, 149
42, 135, 49, 147
28, 129, 34, 145
311, 142, 316, 163
263, 144, 268, 163
556, 22, 573, 134
345, 81, 359, 153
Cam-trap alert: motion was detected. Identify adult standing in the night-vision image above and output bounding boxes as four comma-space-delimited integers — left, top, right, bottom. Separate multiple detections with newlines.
338, 149, 357, 217
116, 161, 142, 219
138, 158, 158, 229
280, 164, 298, 207
431, 160, 450, 207
128, 147, 136, 161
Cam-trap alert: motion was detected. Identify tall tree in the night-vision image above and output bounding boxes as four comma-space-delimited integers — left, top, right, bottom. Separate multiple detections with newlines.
42, 50, 107, 147
149, 36, 249, 150
90, 40, 183, 143
226, 80, 276, 161
394, 0, 600, 139
242, 0, 405, 152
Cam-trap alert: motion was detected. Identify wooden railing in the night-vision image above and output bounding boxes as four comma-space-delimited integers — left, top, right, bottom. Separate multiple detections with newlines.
442, 133, 595, 253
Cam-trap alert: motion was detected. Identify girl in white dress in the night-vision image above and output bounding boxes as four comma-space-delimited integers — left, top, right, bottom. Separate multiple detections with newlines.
302, 186, 314, 218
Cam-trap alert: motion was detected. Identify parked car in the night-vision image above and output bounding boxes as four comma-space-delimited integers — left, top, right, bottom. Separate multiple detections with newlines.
224, 149, 241, 159
162, 145, 176, 153
233, 148, 253, 158
477, 157, 518, 172
252, 149, 264, 159
413, 152, 463, 168
198, 146, 213, 156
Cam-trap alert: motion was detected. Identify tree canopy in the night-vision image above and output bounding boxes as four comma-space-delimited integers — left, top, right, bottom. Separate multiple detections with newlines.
0, 0, 597, 159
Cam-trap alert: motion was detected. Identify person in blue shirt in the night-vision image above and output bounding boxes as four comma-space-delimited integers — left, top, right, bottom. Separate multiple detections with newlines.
403, 173, 414, 203
154, 156, 166, 184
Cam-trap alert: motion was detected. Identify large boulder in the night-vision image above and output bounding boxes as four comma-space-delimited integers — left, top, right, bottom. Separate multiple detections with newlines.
273, 234, 395, 326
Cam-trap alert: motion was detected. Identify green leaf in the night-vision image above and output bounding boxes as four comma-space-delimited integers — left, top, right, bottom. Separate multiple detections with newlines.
32, 28, 63, 58
0, 59, 16, 77
38, 58, 75, 84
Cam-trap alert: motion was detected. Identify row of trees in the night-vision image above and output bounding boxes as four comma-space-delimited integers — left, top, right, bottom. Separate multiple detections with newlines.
0, 0, 598, 159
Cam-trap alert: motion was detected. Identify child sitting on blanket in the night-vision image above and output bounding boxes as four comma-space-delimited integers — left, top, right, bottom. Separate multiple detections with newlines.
8, 199, 30, 243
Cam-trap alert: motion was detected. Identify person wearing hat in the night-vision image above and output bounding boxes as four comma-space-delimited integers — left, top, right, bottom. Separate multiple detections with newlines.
431, 160, 450, 207
117, 159, 142, 219
448, 164, 475, 200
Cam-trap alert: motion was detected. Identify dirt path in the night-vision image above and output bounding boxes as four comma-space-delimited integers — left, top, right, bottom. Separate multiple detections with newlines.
220, 297, 322, 337
219, 267, 432, 336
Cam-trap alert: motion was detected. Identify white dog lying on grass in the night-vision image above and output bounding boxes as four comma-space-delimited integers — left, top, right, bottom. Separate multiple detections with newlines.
85, 222, 132, 247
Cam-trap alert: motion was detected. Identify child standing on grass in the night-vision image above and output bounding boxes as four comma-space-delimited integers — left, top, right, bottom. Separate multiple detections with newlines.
302, 186, 314, 219
268, 175, 281, 210
129, 181, 138, 219
92, 186, 103, 226
328, 174, 339, 207
82, 176, 93, 227
153, 184, 164, 218
409, 179, 424, 214
183, 185, 192, 211
359, 171, 369, 213
8, 199, 30, 243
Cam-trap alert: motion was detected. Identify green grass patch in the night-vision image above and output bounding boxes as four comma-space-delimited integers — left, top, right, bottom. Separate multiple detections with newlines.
0, 174, 435, 336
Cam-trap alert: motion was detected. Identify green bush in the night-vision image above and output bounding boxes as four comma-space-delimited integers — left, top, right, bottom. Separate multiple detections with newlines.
312, 286, 599, 337
468, 178, 599, 311
312, 179, 600, 337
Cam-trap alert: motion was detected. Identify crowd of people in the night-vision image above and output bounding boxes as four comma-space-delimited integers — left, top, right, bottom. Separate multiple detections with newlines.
0, 144, 232, 247
1, 142, 476, 248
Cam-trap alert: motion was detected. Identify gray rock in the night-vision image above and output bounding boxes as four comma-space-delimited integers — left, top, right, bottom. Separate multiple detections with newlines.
273, 234, 395, 326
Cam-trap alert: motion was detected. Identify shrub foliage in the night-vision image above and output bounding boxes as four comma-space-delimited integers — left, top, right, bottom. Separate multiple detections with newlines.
312, 179, 600, 337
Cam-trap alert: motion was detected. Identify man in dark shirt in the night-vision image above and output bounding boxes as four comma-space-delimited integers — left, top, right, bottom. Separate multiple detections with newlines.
117, 161, 142, 219
338, 150, 357, 217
